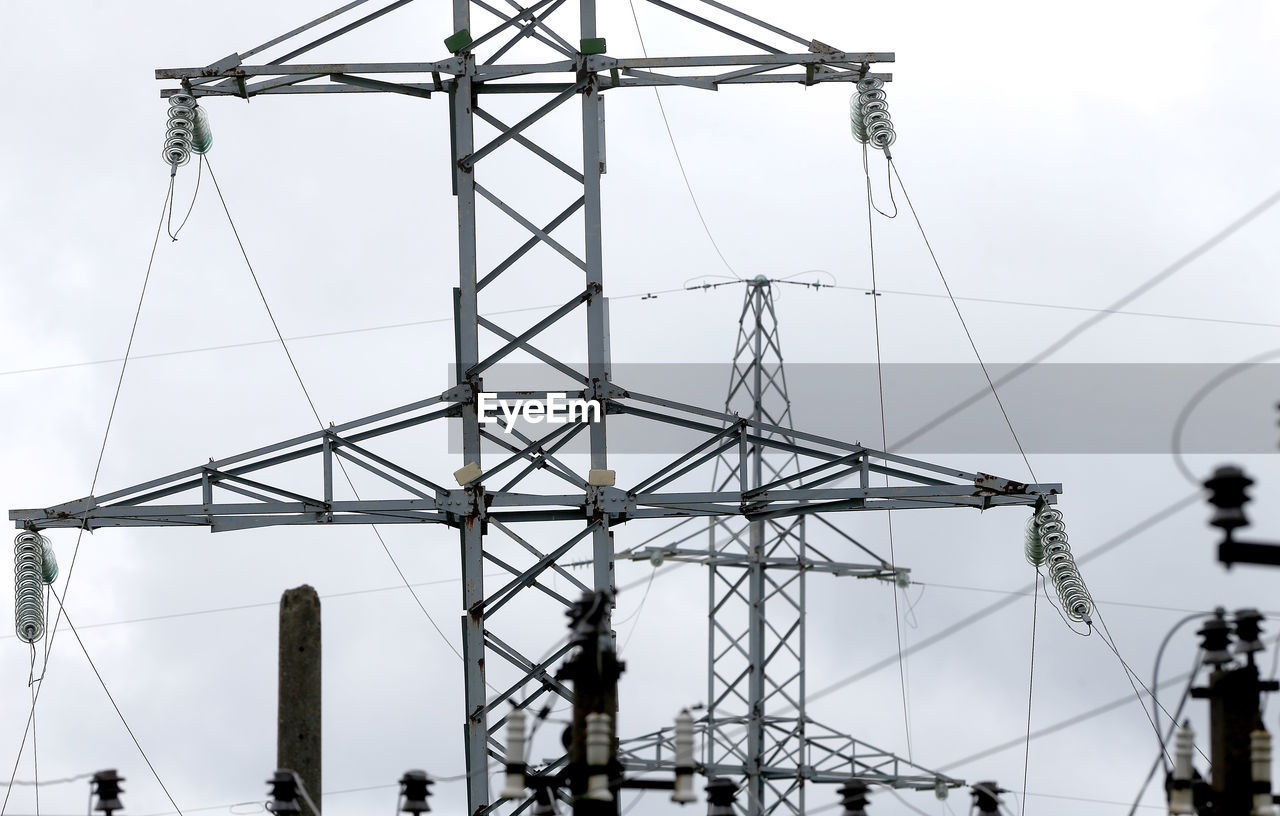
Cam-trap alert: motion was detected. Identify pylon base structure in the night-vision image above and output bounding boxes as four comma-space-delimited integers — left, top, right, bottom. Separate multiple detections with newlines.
10, 5, 1060, 816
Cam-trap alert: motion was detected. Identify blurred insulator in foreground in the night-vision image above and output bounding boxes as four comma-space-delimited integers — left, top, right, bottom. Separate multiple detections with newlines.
268, 769, 301, 814
399, 770, 433, 815
838, 779, 869, 816
92, 769, 125, 816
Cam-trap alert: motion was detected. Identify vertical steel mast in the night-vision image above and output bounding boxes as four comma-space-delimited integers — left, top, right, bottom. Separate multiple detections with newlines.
13, 5, 1063, 816
625, 277, 915, 816
447, 1, 618, 804
709, 277, 810, 816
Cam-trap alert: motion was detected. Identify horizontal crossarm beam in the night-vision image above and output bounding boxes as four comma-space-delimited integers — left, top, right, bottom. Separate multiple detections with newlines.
618, 720, 965, 789
157, 51, 892, 97
11, 386, 1058, 533
156, 53, 891, 81
625, 546, 894, 578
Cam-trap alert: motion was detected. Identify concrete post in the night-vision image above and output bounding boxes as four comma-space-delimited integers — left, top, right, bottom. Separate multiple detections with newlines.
279, 585, 321, 811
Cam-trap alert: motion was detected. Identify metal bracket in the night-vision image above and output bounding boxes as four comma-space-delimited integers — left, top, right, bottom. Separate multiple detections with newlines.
439, 488, 484, 518
442, 382, 475, 403
974, 473, 1033, 495
588, 486, 631, 519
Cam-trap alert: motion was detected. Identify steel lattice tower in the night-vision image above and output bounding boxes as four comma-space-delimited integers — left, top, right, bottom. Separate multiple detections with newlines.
710, 277, 811, 815
622, 277, 910, 816
11, 5, 1062, 816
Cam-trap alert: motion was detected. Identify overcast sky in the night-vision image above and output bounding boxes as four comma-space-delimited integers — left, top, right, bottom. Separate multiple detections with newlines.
3, 2, 1280, 816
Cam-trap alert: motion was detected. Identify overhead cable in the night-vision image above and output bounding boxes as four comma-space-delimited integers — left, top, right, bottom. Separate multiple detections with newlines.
3, 180, 175, 816
204, 157, 469, 668
49, 587, 184, 815
627, 0, 739, 276
804, 491, 1200, 703
861, 141, 913, 760
884, 171, 1280, 452
9, 284, 1280, 382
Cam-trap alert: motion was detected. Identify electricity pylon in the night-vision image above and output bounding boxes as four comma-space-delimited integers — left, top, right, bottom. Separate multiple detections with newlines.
619, 276, 933, 816
11, 5, 1060, 816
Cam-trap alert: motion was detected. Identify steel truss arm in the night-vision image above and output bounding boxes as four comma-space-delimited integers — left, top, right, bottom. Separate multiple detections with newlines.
11, 387, 1059, 532
157, 52, 891, 98
624, 546, 894, 579
617, 718, 964, 789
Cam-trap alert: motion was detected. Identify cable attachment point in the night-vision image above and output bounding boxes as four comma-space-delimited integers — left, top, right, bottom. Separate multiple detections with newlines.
849, 77, 896, 150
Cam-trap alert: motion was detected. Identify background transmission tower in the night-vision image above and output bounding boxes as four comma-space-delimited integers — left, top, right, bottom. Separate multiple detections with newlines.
622, 276, 935, 816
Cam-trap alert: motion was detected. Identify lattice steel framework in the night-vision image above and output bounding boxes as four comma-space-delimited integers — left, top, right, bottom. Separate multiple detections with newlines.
708, 278, 813, 816
620, 277, 930, 816
11, 5, 1061, 816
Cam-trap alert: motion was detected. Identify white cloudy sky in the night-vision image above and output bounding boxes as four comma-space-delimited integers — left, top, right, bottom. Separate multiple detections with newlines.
3, 2, 1280, 816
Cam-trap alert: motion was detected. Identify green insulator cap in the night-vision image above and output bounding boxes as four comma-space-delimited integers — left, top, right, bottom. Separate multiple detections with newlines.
191, 107, 213, 154
40, 537, 58, 584
1024, 515, 1044, 566
444, 28, 473, 54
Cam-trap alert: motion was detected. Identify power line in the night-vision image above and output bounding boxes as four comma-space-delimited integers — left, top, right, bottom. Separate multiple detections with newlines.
130, 777, 485, 816
809, 789, 1168, 814
1129, 647, 1206, 816
626, 0, 739, 277
8, 279, 1279, 382
935, 667, 1196, 772
7, 173, 1280, 384
1091, 608, 1184, 767
879, 150, 1046, 799
0, 561, 1236, 646
0, 288, 687, 379
205, 156, 468, 667
26, 686, 36, 816
804, 491, 1201, 704
828, 286, 1280, 332
5, 775, 95, 788
1024, 791, 1165, 811
0, 575, 501, 642
862, 141, 913, 761
868, 784, 934, 816
48, 587, 184, 815
1020, 572, 1039, 816
4, 180, 176, 816
885, 175, 1280, 452
938, 626, 1268, 779
889, 158, 1037, 483
1170, 345, 1280, 485
913, 581, 1252, 616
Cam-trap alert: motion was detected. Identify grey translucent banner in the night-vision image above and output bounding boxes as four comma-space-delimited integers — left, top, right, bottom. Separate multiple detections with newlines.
446, 363, 1280, 455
